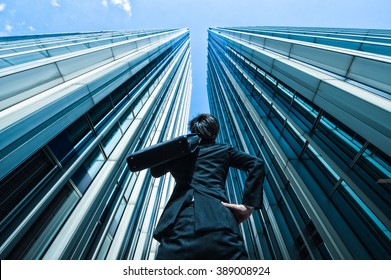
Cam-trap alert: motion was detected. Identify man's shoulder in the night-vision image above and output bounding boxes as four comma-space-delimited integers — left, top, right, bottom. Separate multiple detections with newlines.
206, 142, 230, 149
199, 142, 231, 153
214, 141, 229, 145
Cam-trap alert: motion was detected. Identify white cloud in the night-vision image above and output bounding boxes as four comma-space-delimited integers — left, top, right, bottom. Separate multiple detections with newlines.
5, 24, 13, 32
51, 0, 60, 7
28, 26, 36, 31
101, 0, 108, 7
0, 3, 6, 12
111, 0, 132, 16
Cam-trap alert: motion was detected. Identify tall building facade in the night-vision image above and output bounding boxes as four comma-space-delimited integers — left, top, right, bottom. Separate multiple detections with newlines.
0, 28, 192, 259
207, 26, 391, 259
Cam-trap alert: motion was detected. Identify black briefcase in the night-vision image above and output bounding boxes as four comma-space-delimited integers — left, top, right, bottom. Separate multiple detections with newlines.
127, 134, 201, 172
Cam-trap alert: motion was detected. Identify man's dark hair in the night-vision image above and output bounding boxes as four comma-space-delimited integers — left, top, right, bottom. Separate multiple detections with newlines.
189, 113, 220, 140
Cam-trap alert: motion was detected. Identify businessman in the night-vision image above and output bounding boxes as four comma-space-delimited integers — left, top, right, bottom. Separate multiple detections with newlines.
151, 113, 265, 259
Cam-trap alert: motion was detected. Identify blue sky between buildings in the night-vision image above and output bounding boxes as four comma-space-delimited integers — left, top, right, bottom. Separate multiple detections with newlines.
1, 0, 390, 117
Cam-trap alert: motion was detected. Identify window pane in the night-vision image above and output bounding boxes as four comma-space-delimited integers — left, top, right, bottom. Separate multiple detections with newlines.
7, 183, 79, 259
88, 96, 113, 128
47, 115, 92, 165
0, 150, 56, 231
101, 124, 123, 156
71, 148, 105, 194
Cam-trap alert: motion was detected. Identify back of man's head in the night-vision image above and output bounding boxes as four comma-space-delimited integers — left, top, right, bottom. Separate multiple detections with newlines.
189, 113, 220, 141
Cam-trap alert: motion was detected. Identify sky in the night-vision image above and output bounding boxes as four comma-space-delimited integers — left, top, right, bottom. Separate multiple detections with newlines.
1, 0, 391, 117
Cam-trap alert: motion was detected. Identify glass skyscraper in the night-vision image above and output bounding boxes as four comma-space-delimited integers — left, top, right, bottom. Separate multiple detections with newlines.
1, 26, 390, 260
0, 28, 192, 259
207, 26, 391, 259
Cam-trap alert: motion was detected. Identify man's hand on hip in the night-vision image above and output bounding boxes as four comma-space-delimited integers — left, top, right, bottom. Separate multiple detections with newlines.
221, 202, 254, 224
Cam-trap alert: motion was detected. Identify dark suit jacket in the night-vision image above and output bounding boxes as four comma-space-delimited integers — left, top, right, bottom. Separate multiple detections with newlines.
151, 139, 265, 241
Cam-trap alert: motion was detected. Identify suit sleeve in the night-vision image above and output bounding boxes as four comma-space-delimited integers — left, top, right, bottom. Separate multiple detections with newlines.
228, 146, 265, 209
